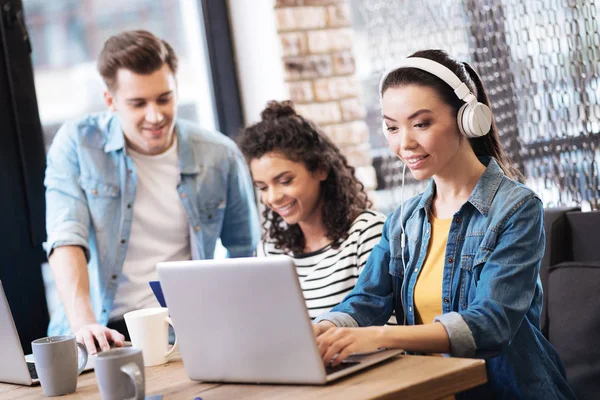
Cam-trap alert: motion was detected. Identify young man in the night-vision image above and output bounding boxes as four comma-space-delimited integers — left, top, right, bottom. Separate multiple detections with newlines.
44, 30, 260, 354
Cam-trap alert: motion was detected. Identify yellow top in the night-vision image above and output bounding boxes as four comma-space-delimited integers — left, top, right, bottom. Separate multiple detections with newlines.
414, 215, 452, 325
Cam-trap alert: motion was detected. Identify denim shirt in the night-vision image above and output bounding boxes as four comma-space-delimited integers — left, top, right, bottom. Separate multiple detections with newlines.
315, 158, 575, 399
44, 112, 260, 335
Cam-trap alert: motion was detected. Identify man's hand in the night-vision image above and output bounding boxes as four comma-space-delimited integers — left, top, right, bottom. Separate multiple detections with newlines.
316, 326, 384, 366
49, 246, 122, 355
74, 323, 125, 355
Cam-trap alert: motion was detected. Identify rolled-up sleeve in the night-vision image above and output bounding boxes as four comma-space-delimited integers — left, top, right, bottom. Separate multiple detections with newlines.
314, 311, 359, 327
44, 124, 91, 261
434, 312, 477, 357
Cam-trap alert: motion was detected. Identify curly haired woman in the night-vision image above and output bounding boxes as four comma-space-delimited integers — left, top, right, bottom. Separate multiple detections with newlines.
238, 101, 393, 322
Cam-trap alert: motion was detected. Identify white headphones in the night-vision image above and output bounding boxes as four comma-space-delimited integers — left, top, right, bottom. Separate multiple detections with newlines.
379, 57, 492, 139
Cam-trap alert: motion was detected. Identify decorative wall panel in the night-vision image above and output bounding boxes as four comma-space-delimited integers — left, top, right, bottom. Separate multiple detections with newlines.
352, 0, 600, 211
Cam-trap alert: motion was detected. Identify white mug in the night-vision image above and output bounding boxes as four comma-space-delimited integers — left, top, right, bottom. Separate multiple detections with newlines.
123, 308, 178, 367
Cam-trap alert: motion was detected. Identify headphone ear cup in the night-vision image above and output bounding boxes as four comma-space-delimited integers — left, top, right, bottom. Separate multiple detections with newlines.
470, 103, 492, 137
457, 103, 469, 137
381, 119, 388, 140
457, 102, 492, 138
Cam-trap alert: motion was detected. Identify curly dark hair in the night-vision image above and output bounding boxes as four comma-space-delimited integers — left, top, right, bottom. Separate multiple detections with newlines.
237, 100, 372, 254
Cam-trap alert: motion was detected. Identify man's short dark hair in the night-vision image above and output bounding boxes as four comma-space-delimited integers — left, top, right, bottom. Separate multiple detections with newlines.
97, 30, 178, 91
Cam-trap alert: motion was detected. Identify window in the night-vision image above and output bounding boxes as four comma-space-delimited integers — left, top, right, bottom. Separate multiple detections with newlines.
23, 0, 217, 151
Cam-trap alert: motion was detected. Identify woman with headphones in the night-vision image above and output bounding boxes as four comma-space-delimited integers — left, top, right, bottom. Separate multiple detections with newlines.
313, 50, 575, 399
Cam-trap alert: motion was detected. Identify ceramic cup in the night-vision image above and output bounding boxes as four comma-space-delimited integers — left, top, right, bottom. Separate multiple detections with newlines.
31, 335, 88, 396
124, 307, 178, 367
95, 347, 145, 400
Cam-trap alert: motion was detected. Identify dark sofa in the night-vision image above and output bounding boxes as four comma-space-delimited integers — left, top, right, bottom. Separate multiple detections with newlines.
541, 208, 600, 400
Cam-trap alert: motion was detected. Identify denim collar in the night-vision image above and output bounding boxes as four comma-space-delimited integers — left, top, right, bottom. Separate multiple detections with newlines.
176, 122, 201, 175
416, 157, 504, 217
103, 114, 125, 153
103, 113, 199, 175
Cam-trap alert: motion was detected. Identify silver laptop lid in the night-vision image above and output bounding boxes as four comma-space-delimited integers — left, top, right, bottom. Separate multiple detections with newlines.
0, 281, 34, 385
157, 256, 328, 384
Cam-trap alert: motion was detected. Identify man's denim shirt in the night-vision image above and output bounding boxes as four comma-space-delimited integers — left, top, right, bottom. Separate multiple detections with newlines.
316, 158, 575, 399
44, 112, 260, 336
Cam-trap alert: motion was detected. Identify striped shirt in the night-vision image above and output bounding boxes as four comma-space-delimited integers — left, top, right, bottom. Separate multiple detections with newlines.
258, 210, 396, 323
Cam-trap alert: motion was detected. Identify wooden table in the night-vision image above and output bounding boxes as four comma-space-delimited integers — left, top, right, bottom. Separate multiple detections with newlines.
0, 354, 486, 400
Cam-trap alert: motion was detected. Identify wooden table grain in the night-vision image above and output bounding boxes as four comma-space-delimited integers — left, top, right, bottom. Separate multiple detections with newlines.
0, 354, 486, 400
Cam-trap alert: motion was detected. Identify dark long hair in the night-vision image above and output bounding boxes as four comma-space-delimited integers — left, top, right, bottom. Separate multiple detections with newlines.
381, 49, 522, 180
237, 100, 372, 254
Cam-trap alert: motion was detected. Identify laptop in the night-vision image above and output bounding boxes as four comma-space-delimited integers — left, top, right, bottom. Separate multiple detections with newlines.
157, 256, 402, 385
0, 281, 96, 385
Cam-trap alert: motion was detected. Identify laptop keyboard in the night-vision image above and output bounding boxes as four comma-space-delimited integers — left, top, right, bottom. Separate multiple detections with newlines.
325, 360, 360, 375
27, 362, 38, 380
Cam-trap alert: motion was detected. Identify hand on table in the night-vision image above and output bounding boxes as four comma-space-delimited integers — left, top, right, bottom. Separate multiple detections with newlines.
74, 323, 125, 355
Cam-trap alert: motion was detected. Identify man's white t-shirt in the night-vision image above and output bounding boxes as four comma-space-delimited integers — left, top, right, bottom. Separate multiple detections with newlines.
110, 138, 191, 320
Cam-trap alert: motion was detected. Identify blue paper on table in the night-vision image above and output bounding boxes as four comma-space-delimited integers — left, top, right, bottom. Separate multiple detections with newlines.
149, 281, 167, 307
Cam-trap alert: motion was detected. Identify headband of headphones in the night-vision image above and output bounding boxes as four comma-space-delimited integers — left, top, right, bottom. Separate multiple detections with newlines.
379, 57, 476, 104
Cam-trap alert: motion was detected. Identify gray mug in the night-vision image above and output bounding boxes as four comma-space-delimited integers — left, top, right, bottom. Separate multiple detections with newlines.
31, 335, 88, 397
95, 347, 145, 400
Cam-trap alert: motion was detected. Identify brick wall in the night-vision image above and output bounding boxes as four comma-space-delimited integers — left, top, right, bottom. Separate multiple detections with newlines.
274, 0, 377, 190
